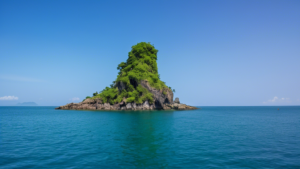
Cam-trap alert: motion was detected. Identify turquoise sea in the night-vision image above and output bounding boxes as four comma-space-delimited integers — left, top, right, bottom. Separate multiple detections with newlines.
1, 106, 300, 168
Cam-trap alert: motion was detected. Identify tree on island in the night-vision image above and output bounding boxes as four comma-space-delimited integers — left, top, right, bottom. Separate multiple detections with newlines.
93, 91, 98, 96
87, 42, 172, 104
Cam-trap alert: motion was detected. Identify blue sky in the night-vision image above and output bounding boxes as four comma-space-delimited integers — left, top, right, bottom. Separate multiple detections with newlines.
0, 0, 299, 106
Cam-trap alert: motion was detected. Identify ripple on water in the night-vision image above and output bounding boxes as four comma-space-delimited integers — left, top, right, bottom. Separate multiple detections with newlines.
0, 106, 300, 168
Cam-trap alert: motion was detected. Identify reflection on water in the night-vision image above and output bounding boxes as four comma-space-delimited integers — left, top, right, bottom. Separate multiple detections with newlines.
116, 111, 174, 168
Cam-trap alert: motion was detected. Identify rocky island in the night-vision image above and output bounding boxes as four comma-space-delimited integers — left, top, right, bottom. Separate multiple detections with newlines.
56, 42, 197, 111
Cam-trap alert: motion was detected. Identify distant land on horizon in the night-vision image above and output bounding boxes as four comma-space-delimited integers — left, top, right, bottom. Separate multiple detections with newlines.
16, 102, 38, 106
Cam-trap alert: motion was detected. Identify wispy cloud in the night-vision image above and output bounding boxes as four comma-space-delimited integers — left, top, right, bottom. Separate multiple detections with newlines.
263, 96, 291, 104
0, 75, 44, 82
0, 96, 19, 100
71, 97, 80, 102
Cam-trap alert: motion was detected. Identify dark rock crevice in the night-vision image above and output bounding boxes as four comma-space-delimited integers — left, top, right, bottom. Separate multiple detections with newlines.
130, 79, 138, 88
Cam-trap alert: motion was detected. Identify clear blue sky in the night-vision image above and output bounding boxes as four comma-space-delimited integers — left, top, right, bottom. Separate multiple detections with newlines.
1, 0, 299, 106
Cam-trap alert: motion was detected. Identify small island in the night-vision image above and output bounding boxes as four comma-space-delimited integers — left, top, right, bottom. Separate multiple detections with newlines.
56, 42, 197, 111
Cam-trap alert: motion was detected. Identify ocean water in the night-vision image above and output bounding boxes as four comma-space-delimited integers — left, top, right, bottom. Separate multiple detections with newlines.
0, 106, 300, 168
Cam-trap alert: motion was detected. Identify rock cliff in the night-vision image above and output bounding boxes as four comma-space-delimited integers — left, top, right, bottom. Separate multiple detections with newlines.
140, 80, 173, 109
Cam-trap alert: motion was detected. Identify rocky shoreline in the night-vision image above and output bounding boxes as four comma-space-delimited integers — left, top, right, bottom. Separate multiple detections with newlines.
56, 80, 197, 111
55, 98, 197, 111
56, 87, 198, 111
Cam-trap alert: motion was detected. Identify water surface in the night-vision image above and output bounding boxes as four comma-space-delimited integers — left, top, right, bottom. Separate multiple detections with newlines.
1, 106, 300, 168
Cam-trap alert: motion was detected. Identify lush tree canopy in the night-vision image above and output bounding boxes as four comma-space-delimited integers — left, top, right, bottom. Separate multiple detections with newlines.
89, 42, 170, 104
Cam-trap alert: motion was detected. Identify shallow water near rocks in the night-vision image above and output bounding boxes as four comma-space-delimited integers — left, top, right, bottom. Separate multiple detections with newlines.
1, 106, 300, 168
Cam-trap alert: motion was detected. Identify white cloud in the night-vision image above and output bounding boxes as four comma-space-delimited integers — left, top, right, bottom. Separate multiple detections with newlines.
71, 97, 80, 102
0, 96, 19, 100
263, 96, 290, 104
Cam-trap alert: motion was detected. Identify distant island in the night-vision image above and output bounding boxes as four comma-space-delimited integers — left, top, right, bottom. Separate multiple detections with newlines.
56, 42, 197, 111
16, 102, 38, 106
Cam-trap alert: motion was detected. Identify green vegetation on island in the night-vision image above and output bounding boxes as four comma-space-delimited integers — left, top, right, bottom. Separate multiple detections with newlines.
56, 42, 197, 110
85, 42, 172, 105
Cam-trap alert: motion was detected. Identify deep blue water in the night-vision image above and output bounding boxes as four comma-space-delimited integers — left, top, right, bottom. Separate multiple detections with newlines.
0, 106, 300, 168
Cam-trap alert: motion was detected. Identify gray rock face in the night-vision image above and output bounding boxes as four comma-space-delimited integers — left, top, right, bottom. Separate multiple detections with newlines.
104, 103, 110, 110
140, 80, 173, 109
116, 81, 126, 91
142, 101, 150, 110
174, 97, 180, 104
126, 103, 132, 110
132, 103, 136, 109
